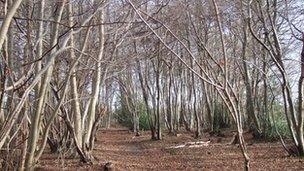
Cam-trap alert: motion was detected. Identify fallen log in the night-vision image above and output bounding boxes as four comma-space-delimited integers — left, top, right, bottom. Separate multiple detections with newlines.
166, 140, 211, 149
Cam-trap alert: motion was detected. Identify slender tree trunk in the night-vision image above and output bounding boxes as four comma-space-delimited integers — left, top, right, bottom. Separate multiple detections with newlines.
25, 1, 66, 170
34, 0, 44, 103
18, 101, 28, 171
136, 60, 156, 139
191, 58, 201, 138
241, 24, 261, 137
297, 36, 304, 155
68, 0, 83, 146
156, 56, 162, 140
0, 0, 23, 50
84, 10, 105, 149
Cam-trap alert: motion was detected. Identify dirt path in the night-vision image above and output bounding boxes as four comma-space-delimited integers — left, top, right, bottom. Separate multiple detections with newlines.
38, 129, 304, 170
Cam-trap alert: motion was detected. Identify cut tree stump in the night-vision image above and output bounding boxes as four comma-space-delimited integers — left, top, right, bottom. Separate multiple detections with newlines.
103, 162, 113, 171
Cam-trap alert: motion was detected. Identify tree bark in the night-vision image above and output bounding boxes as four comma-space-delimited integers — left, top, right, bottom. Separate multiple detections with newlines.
84, 9, 105, 147
25, 1, 67, 170
0, 0, 23, 51
297, 35, 304, 155
68, 0, 83, 146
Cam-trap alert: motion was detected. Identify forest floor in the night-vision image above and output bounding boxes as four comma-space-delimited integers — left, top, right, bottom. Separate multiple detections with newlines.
37, 127, 304, 171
